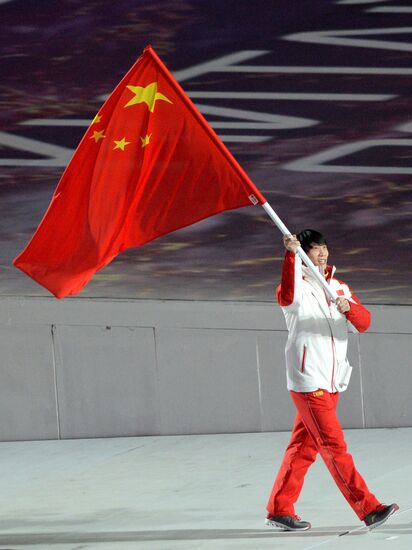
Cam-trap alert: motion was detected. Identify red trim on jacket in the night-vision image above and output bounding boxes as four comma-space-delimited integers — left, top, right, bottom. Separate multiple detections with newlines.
301, 345, 307, 373
276, 251, 296, 306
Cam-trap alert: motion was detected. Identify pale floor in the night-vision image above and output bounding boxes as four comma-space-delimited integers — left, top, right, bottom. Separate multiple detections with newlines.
0, 428, 410, 550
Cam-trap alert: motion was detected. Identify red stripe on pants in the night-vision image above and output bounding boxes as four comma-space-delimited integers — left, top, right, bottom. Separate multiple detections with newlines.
266, 390, 380, 520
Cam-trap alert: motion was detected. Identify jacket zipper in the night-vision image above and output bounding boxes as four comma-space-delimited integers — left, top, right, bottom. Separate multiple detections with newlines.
324, 293, 337, 392
331, 335, 336, 392
301, 345, 307, 373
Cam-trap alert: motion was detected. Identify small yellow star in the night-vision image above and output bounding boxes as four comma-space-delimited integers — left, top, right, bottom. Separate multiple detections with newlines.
113, 137, 131, 151
90, 130, 106, 143
91, 114, 102, 125
124, 82, 172, 112
140, 134, 152, 148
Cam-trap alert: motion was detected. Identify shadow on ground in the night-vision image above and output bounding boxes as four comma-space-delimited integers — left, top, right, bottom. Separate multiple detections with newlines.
0, 524, 410, 545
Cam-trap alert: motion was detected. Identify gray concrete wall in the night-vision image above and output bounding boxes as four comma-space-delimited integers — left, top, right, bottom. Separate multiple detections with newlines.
0, 297, 411, 441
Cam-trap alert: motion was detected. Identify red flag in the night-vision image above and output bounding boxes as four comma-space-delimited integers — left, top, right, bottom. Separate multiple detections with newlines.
13, 46, 266, 298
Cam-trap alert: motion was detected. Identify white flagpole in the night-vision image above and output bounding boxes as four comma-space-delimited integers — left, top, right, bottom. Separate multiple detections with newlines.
261, 201, 338, 301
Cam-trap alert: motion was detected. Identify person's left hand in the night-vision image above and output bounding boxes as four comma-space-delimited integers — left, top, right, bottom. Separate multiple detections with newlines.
335, 297, 350, 314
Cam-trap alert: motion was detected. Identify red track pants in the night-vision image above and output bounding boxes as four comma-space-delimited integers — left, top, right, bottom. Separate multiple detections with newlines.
266, 390, 380, 520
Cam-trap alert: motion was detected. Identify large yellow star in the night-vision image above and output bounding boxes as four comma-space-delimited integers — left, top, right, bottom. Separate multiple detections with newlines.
124, 82, 172, 112
90, 130, 106, 143
113, 137, 131, 151
140, 134, 152, 148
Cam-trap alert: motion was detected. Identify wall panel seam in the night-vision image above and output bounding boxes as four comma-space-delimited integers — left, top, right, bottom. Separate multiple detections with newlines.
50, 324, 61, 440
152, 327, 163, 434
255, 337, 264, 432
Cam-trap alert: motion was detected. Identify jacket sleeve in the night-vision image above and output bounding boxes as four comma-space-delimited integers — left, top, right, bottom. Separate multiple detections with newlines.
276, 250, 303, 310
345, 288, 371, 333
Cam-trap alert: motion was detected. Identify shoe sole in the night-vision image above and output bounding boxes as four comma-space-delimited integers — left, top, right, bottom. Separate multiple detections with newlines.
265, 518, 311, 531
367, 504, 399, 530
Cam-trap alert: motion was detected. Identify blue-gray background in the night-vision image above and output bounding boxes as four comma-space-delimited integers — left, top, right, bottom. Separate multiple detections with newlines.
1, 0, 412, 304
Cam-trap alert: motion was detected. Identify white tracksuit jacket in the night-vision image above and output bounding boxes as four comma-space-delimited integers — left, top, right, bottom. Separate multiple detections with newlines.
277, 251, 371, 393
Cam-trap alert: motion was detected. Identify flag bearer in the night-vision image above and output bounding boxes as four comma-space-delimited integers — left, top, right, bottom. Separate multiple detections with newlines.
265, 230, 398, 531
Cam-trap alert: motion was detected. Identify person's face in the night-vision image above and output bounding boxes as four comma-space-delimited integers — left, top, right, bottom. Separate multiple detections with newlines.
307, 242, 329, 267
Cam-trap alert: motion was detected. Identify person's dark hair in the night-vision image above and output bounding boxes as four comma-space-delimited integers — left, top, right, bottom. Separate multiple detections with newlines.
297, 229, 327, 253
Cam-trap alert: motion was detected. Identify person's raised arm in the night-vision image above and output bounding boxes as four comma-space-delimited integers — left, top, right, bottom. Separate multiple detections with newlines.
276, 234, 303, 309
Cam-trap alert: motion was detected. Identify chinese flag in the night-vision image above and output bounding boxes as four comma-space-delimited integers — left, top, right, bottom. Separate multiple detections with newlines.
13, 46, 266, 298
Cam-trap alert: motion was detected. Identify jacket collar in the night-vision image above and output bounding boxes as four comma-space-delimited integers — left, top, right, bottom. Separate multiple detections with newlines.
302, 264, 335, 284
